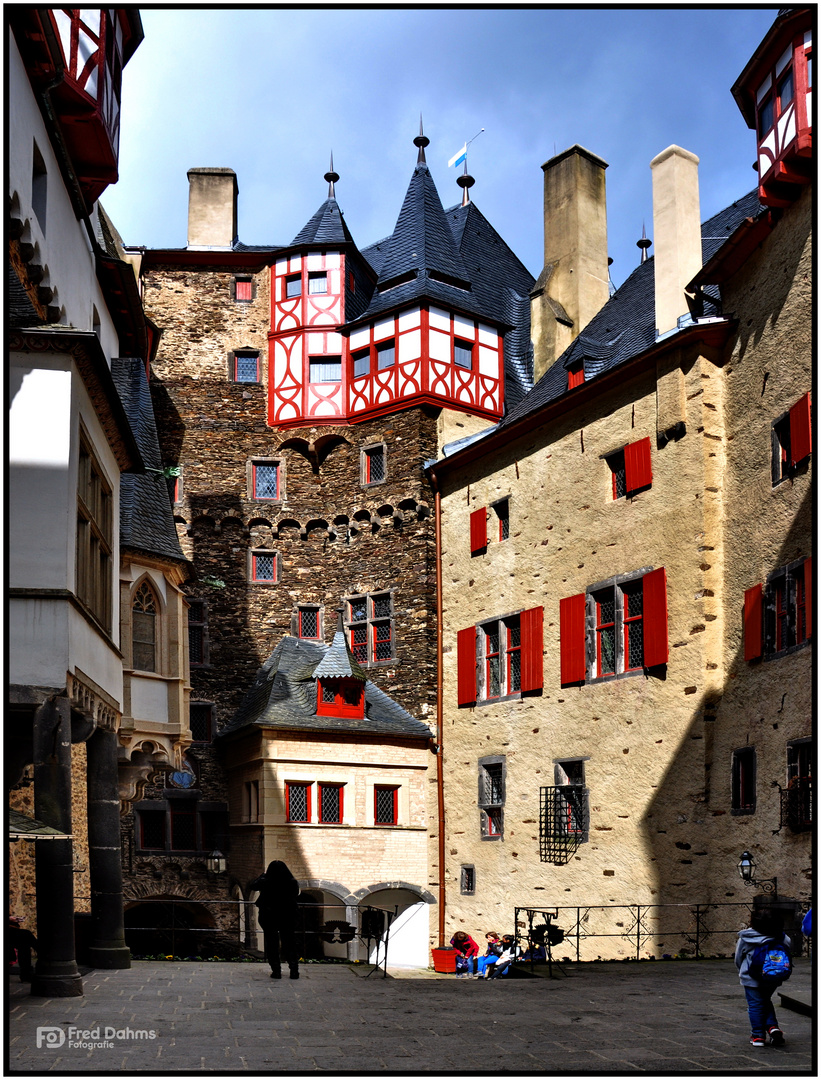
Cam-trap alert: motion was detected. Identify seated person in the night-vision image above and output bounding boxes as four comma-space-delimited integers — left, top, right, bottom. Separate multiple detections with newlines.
475, 931, 503, 977
450, 930, 480, 975
488, 934, 519, 979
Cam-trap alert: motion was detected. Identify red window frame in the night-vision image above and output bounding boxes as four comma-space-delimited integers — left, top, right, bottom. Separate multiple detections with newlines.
318, 783, 344, 824
234, 352, 260, 383
286, 781, 311, 823
285, 274, 301, 299
567, 362, 584, 390
364, 446, 386, 484
374, 786, 398, 826
297, 607, 320, 639
235, 278, 252, 302
252, 462, 279, 500
251, 551, 277, 583
486, 808, 503, 836
372, 620, 392, 662
352, 347, 370, 378
316, 678, 364, 719
594, 591, 617, 677
484, 623, 501, 698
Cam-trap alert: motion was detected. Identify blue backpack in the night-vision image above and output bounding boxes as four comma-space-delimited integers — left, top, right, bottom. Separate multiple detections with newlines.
748, 940, 792, 984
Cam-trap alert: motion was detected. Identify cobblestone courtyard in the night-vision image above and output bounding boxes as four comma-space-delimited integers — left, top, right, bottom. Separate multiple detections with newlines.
8, 958, 813, 1073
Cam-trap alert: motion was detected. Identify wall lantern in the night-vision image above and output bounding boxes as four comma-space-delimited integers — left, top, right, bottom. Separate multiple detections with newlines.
206, 849, 227, 875
737, 850, 777, 897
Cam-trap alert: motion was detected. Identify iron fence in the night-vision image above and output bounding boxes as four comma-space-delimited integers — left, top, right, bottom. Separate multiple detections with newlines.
513, 900, 811, 964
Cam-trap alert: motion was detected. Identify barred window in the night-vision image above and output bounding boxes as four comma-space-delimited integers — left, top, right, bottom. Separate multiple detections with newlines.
189, 702, 215, 744
478, 757, 505, 839
375, 786, 398, 825
344, 591, 394, 665
187, 599, 208, 667
460, 865, 476, 895
287, 782, 310, 823
132, 581, 158, 672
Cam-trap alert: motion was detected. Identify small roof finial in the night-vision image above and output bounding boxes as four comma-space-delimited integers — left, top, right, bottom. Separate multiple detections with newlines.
456, 159, 475, 207
413, 115, 430, 164
637, 222, 652, 264
324, 152, 340, 199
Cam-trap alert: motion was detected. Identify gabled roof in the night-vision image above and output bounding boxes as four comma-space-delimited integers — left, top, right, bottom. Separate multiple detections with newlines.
112, 358, 187, 564
220, 635, 433, 740
290, 197, 357, 247
493, 189, 764, 434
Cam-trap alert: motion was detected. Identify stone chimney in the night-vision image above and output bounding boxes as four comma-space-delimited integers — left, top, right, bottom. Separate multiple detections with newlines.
650, 146, 701, 337
530, 145, 609, 383
186, 168, 238, 249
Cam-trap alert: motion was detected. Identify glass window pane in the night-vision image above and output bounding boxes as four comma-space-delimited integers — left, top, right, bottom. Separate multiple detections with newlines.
235, 354, 259, 382
375, 787, 396, 824
349, 598, 367, 621
253, 553, 275, 581
320, 785, 341, 823
374, 621, 391, 660
353, 349, 370, 378
288, 784, 309, 822
299, 609, 318, 638
188, 625, 204, 665
454, 340, 473, 369
372, 594, 391, 618
377, 341, 395, 369
189, 705, 212, 743
350, 625, 367, 663
759, 94, 774, 134
286, 275, 301, 298
308, 273, 327, 294
366, 447, 386, 483
626, 620, 644, 669
598, 625, 616, 675
254, 464, 279, 498
170, 807, 196, 850
309, 358, 341, 383
778, 67, 794, 107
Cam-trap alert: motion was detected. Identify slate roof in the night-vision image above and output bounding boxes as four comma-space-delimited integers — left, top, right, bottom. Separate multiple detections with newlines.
220, 635, 433, 740
111, 358, 187, 563
493, 189, 764, 434
291, 197, 357, 247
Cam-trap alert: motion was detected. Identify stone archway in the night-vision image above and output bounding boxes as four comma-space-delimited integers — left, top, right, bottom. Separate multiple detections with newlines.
123, 896, 216, 958
353, 881, 435, 969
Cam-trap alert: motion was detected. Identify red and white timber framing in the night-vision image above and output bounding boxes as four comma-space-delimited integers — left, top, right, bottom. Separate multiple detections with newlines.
269, 252, 504, 428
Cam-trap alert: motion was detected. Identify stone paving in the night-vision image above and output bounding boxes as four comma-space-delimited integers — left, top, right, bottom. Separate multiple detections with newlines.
7, 958, 814, 1073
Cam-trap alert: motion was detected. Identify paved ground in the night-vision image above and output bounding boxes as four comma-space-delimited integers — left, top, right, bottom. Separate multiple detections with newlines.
7, 958, 814, 1073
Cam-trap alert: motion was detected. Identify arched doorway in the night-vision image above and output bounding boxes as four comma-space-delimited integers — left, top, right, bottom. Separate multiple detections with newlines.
358, 886, 431, 968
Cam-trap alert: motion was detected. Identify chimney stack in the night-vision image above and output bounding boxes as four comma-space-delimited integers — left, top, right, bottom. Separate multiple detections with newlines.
530, 145, 609, 383
650, 146, 702, 337
187, 168, 238, 249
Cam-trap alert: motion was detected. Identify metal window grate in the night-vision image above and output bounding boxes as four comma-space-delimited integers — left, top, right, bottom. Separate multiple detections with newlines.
321, 682, 336, 704
188, 625, 204, 665
374, 622, 392, 660
372, 594, 391, 618
540, 786, 589, 864
375, 787, 396, 824
299, 609, 318, 638
461, 866, 475, 895
350, 625, 367, 662
254, 465, 279, 499
288, 784, 309, 822
235, 353, 258, 381
484, 764, 504, 805
320, 785, 341, 823
253, 553, 275, 581
366, 447, 386, 482
189, 705, 212, 743
781, 779, 812, 832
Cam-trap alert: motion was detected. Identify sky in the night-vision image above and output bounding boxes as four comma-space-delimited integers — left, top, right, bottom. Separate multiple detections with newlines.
103, 5, 780, 289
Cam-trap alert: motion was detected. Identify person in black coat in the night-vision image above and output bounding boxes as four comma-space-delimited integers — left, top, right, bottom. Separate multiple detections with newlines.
250, 861, 301, 979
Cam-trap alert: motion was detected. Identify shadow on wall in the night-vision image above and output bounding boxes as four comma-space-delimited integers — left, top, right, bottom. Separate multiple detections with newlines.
641, 485, 812, 943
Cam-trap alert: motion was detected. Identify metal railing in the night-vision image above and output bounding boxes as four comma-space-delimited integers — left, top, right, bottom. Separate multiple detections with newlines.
121, 898, 397, 976
513, 901, 810, 964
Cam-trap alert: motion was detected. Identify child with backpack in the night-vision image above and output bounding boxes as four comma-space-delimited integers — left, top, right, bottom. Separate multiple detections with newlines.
735, 907, 792, 1048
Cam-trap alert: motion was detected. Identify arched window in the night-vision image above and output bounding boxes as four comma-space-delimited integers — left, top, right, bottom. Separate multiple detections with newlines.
132, 581, 158, 672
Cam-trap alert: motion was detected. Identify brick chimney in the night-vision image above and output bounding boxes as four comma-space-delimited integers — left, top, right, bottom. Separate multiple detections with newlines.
650, 146, 701, 337
530, 145, 609, 383
187, 168, 238, 249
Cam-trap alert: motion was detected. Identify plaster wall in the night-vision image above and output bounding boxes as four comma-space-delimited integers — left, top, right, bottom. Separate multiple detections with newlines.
9, 38, 119, 346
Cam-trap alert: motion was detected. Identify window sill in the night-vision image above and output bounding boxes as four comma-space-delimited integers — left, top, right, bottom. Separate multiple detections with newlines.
586, 667, 649, 686
480, 834, 503, 842
476, 691, 522, 707
731, 807, 756, 816
763, 638, 811, 661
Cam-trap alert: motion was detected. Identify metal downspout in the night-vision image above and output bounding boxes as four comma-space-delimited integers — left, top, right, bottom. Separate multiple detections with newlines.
433, 479, 446, 946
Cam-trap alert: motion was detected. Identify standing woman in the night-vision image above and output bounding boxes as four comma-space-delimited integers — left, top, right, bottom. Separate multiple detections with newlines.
251, 861, 301, 979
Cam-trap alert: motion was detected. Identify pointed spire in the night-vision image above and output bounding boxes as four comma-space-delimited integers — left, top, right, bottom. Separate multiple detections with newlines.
456, 160, 475, 207
637, 222, 652, 264
324, 152, 339, 199
413, 115, 430, 165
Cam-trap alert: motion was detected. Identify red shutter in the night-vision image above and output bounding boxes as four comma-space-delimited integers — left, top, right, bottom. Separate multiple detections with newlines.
519, 607, 544, 692
789, 392, 812, 465
743, 584, 763, 661
805, 557, 812, 639
470, 508, 487, 554
456, 626, 477, 705
642, 567, 668, 667
559, 594, 586, 685
624, 437, 653, 493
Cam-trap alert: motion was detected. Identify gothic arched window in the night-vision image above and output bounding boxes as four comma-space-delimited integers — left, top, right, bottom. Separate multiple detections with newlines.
132, 581, 158, 672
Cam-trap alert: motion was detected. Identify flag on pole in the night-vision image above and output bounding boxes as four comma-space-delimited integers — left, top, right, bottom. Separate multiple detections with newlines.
448, 144, 467, 168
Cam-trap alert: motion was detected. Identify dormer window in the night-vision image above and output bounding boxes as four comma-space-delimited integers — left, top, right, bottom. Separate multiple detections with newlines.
316, 678, 365, 719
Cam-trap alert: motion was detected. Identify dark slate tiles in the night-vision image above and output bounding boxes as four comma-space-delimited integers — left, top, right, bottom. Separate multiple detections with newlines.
290, 198, 357, 247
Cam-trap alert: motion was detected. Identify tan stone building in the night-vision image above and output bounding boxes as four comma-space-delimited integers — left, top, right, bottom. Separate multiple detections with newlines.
428, 8, 811, 960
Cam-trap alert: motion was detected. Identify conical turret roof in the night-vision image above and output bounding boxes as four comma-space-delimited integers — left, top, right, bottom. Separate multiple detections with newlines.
290, 198, 356, 246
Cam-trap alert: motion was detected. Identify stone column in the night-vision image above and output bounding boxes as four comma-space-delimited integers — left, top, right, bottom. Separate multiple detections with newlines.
31, 695, 83, 997
87, 727, 131, 968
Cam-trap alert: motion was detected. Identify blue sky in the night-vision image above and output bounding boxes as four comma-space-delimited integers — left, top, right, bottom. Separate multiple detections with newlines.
104, 6, 779, 288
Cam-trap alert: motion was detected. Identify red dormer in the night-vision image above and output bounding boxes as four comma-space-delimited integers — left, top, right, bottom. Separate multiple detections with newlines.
13, 9, 143, 207
732, 8, 812, 208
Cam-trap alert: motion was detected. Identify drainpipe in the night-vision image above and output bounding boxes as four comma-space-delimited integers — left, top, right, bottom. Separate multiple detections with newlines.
432, 476, 446, 947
